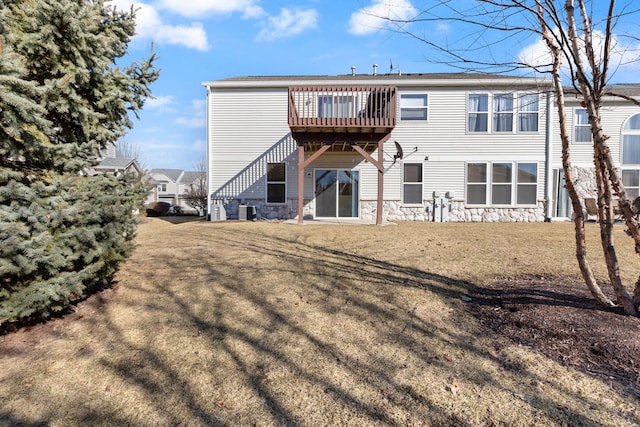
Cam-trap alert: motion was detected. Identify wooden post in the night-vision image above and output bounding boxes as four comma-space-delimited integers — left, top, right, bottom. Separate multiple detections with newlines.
298, 143, 305, 224
377, 138, 385, 225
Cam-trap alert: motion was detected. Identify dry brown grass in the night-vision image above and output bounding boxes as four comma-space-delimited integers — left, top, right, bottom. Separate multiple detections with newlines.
1, 218, 639, 426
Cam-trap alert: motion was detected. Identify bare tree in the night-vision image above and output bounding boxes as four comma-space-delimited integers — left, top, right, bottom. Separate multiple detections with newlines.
183, 157, 207, 215
116, 137, 148, 172
384, 0, 640, 314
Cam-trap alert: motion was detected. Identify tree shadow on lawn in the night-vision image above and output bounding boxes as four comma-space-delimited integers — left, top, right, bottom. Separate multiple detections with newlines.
2, 226, 638, 426
92, 227, 636, 425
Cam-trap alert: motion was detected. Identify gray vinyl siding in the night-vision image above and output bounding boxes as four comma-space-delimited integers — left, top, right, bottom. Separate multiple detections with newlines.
393, 88, 549, 204
208, 88, 297, 200
550, 100, 639, 168
207, 79, 551, 208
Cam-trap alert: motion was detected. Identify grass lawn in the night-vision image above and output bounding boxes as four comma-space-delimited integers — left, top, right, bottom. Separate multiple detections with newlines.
1, 218, 639, 426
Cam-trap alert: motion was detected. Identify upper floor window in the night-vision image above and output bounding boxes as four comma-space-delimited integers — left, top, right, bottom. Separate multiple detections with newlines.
468, 94, 489, 132
574, 108, 591, 143
266, 162, 286, 204
402, 163, 423, 204
518, 94, 539, 132
493, 94, 513, 132
158, 183, 167, 192
469, 93, 540, 133
400, 94, 428, 120
622, 113, 640, 165
466, 162, 537, 206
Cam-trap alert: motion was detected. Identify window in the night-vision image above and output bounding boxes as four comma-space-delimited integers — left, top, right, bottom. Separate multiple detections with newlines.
622, 113, 640, 165
466, 162, 537, 205
400, 94, 428, 120
466, 163, 487, 204
622, 170, 640, 199
517, 163, 538, 204
158, 183, 167, 192
266, 163, 286, 204
469, 93, 540, 133
493, 94, 513, 132
403, 163, 423, 204
574, 108, 591, 143
318, 95, 356, 118
621, 114, 640, 198
492, 163, 512, 204
518, 93, 539, 132
468, 94, 489, 132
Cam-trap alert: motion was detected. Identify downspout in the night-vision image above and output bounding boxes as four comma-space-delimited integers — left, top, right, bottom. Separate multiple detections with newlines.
206, 86, 212, 221
545, 89, 554, 221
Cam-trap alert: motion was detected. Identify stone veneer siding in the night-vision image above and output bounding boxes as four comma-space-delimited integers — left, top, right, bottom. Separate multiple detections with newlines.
218, 198, 546, 222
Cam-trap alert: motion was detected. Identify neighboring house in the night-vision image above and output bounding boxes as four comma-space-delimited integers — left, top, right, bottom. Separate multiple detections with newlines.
145, 168, 204, 214
549, 84, 640, 219
93, 143, 143, 177
145, 168, 184, 207
202, 72, 640, 223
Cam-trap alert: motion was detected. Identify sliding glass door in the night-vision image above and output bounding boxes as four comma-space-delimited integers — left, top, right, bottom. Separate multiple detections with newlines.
315, 169, 359, 218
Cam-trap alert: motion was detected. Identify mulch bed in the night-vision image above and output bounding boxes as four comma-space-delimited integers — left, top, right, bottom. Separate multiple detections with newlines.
466, 276, 640, 396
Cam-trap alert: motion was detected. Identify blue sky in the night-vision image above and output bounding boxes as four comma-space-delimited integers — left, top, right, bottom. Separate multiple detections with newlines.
111, 0, 640, 171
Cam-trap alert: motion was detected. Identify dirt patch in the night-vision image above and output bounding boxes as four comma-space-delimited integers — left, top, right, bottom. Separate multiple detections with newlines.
466, 276, 640, 396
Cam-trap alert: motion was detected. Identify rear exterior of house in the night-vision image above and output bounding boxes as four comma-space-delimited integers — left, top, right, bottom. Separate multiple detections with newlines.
549, 85, 640, 220
209, 73, 640, 223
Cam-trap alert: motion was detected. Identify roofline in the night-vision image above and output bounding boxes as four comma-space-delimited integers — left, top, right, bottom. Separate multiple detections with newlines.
203, 73, 554, 90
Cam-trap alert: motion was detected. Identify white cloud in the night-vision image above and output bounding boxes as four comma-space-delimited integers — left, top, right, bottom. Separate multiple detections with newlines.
256, 8, 318, 42
349, 0, 416, 35
176, 99, 206, 128
516, 29, 640, 77
191, 139, 207, 152
436, 22, 451, 35
516, 37, 553, 70
110, 0, 209, 51
157, 0, 265, 19
145, 95, 174, 111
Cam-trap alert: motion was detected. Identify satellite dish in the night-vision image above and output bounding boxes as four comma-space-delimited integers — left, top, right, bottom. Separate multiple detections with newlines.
393, 141, 403, 160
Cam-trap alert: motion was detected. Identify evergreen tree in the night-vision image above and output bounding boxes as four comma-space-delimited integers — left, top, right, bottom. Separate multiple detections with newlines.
0, 0, 159, 324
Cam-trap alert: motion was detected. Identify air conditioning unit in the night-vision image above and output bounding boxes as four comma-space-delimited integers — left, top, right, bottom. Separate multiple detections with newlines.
211, 201, 227, 221
238, 205, 256, 221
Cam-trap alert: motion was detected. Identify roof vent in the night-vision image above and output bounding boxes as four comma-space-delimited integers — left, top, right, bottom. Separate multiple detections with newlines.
373, 64, 378, 75
351, 66, 356, 76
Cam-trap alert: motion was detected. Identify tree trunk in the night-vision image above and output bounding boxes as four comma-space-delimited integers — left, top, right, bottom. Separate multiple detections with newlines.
536, 2, 614, 307
565, 0, 638, 315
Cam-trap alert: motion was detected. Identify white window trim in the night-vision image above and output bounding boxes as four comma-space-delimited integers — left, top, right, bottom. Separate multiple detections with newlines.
402, 162, 424, 205
573, 108, 591, 144
465, 162, 538, 207
493, 93, 514, 133
266, 162, 287, 205
621, 113, 640, 166
517, 93, 540, 133
400, 93, 429, 121
621, 169, 640, 200
467, 93, 489, 133
467, 92, 540, 134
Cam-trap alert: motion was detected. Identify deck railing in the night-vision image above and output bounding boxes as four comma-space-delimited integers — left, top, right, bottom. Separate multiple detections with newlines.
288, 85, 397, 129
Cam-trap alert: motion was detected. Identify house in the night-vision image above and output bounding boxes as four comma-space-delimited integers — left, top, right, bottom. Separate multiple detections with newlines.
549, 84, 640, 219
145, 168, 204, 214
202, 72, 640, 223
93, 143, 143, 177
